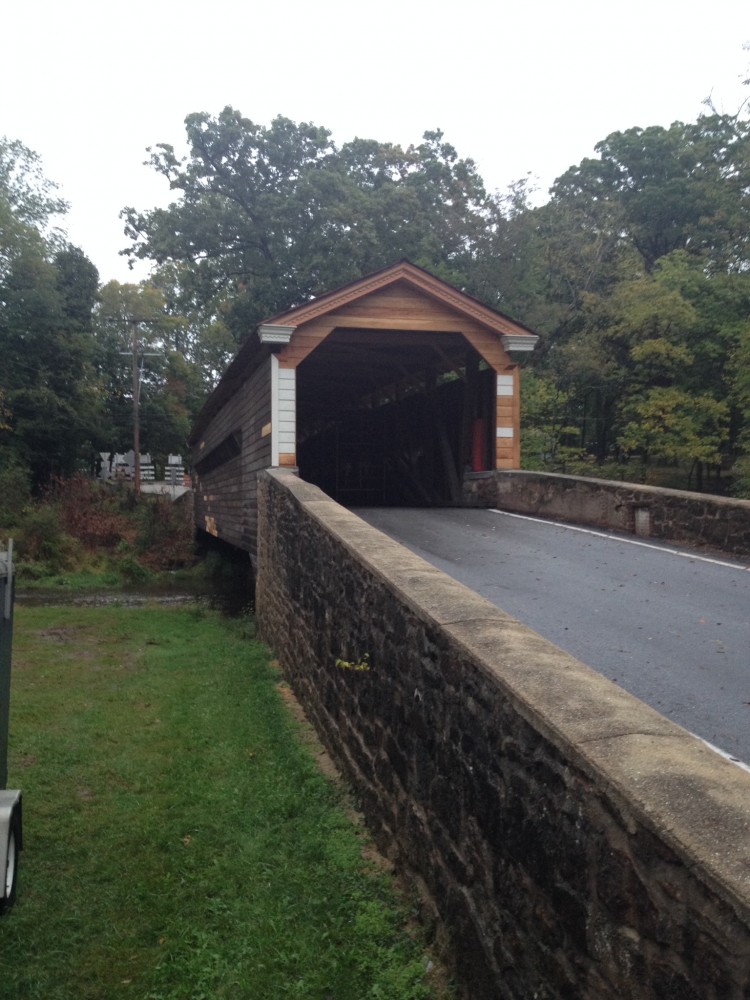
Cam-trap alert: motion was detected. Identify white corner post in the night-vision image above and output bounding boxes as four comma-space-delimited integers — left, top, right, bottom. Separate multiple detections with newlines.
270, 355, 297, 468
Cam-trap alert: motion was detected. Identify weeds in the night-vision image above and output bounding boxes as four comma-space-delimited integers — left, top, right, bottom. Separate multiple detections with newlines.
336, 652, 371, 671
134, 495, 195, 570
2, 475, 197, 587
15, 504, 82, 572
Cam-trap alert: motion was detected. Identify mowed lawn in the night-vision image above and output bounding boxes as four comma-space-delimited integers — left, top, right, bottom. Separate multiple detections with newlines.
0, 604, 439, 1000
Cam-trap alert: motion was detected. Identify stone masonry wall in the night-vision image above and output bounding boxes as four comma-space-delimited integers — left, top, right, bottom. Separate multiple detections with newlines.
463, 470, 750, 558
256, 469, 750, 1000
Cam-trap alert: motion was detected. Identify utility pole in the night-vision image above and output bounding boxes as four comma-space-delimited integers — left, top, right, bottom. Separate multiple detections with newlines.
122, 318, 162, 494
131, 318, 141, 493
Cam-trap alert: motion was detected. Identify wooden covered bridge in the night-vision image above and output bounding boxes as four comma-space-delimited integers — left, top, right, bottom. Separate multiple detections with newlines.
189, 261, 538, 561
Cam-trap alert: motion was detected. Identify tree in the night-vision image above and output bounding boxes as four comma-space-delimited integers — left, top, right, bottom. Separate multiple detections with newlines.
93, 280, 200, 462
0, 240, 102, 485
618, 388, 729, 481
149, 262, 238, 392
551, 116, 750, 274
0, 137, 109, 487
463, 178, 557, 331
729, 321, 750, 496
520, 108, 750, 485
122, 108, 494, 340
519, 370, 579, 470
0, 137, 68, 238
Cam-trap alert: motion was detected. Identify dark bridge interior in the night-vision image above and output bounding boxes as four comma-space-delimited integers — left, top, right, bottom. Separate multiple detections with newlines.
296, 329, 496, 505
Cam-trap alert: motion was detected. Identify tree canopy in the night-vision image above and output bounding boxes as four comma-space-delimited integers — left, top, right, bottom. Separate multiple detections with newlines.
122, 108, 493, 339
0, 141, 102, 486
120, 104, 750, 493
0, 140, 199, 491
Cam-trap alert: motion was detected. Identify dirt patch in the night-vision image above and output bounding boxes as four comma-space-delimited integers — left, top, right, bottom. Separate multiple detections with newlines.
36, 626, 80, 642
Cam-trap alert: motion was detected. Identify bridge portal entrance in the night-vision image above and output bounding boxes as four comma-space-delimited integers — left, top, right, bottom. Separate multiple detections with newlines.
296, 330, 497, 505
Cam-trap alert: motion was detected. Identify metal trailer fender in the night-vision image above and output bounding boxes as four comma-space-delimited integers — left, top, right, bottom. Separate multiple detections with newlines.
0, 789, 21, 912
1, 541, 22, 914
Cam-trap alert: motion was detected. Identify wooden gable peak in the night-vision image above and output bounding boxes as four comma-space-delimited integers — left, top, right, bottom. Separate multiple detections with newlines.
260, 261, 538, 345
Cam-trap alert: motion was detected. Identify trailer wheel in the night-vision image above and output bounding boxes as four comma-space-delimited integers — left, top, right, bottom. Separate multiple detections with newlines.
0, 809, 20, 914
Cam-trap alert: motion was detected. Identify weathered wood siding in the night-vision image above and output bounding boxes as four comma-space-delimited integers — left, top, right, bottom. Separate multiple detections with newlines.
193, 358, 272, 560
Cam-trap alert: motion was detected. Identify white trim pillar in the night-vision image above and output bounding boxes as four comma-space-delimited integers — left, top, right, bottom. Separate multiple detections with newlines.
271, 355, 297, 467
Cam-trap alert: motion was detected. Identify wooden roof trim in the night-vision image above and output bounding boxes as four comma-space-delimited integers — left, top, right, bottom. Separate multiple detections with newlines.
263, 261, 538, 343
279, 315, 512, 372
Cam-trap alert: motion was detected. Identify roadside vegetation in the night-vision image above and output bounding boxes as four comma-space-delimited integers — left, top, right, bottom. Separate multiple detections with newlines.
0, 603, 444, 1000
0, 473, 199, 590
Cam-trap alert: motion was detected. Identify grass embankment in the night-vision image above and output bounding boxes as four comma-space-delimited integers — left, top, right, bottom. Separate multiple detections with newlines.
0, 605, 440, 1000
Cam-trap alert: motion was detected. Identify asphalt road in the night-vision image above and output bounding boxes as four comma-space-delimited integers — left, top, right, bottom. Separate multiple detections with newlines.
354, 507, 750, 764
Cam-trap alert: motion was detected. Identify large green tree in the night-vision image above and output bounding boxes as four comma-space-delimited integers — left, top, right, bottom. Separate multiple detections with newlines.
0, 241, 102, 485
0, 140, 105, 487
122, 108, 493, 341
551, 115, 750, 275
93, 280, 198, 462
521, 109, 750, 489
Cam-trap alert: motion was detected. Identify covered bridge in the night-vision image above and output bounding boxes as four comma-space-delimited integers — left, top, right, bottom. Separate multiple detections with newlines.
189, 261, 538, 561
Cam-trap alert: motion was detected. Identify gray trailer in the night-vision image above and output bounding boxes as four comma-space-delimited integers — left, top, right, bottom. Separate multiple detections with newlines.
0, 540, 22, 913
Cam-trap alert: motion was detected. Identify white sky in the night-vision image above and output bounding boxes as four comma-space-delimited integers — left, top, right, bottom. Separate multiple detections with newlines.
3, 0, 748, 284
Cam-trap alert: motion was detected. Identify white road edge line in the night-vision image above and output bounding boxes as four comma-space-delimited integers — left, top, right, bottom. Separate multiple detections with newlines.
699, 738, 750, 773
490, 507, 750, 769
489, 509, 750, 573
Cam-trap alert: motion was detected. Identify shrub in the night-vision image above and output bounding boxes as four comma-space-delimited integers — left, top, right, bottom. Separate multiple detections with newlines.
10, 475, 195, 584
135, 496, 195, 570
119, 555, 153, 584
16, 505, 81, 573
48, 475, 130, 549
731, 455, 750, 500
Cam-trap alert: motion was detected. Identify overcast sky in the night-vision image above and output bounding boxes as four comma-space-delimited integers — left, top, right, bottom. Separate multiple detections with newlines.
3, 0, 748, 284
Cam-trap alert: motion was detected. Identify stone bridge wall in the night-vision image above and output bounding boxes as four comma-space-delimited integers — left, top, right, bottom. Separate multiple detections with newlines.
464, 470, 750, 558
256, 469, 750, 1000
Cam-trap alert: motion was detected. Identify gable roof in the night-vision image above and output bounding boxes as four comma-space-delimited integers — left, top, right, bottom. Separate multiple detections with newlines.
260, 260, 539, 341
189, 260, 539, 444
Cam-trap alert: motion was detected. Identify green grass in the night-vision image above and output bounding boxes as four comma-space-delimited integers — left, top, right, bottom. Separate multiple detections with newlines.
14, 567, 124, 589
14, 560, 214, 592
0, 605, 440, 1000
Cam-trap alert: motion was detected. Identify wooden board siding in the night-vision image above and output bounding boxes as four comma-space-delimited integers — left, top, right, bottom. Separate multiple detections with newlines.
193, 358, 272, 560
277, 283, 512, 374
265, 261, 537, 341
